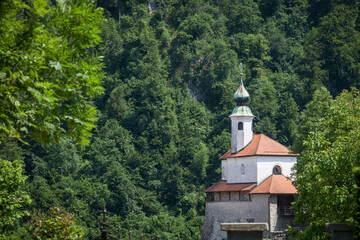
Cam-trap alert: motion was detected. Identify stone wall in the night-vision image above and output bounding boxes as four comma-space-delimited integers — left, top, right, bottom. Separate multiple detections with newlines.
230, 192, 239, 201
201, 194, 269, 240
269, 195, 277, 232
269, 195, 294, 237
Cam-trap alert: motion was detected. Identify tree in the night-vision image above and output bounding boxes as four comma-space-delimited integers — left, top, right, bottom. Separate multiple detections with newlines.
28, 207, 84, 239
217, 0, 263, 35
276, 94, 299, 147
6, 0, 360, 238
261, 0, 308, 73
297, 2, 360, 97
290, 88, 360, 239
0, 0, 105, 145
248, 77, 279, 139
0, 159, 31, 234
292, 86, 333, 153
0, 0, 105, 235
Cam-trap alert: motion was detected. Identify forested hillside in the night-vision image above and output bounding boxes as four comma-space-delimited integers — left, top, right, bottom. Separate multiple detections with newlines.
1, 0, 360, 239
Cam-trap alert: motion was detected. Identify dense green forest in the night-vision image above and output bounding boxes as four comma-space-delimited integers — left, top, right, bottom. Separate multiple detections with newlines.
1, 0, 360, 239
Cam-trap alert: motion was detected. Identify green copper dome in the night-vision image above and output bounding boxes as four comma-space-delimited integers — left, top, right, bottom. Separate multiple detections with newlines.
230, 64, 254, 117
233, 79, 250, 106
230, 105, 253, 117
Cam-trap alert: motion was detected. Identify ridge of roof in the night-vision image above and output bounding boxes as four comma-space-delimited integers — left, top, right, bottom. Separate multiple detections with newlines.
269, 175, 273, 193
219, 150, 231, 160
255, 134, 262, 155
250, 174, 297, 194
253, 174, 273, 193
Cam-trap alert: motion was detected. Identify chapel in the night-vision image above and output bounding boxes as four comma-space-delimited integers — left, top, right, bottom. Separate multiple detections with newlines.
201, 66, 298, 240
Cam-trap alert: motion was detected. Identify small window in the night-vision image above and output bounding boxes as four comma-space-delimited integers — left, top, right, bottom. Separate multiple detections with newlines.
273, 165, 282, 175
238, 122, 243, 130
241, 164, 245, 175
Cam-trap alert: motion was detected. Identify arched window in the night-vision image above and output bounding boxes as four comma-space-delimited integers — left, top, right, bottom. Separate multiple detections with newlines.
238, 122, 243, 130
273, 165, 282, 175
241, 163, 245, 175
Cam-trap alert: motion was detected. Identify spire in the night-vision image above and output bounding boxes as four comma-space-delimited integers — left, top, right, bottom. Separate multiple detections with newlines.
229, 63, 254, 153
230, 63, 253, 117
234, 63, 250, 106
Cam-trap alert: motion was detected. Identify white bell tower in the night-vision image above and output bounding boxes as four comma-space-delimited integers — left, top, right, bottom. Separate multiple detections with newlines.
230, 64, 254, 154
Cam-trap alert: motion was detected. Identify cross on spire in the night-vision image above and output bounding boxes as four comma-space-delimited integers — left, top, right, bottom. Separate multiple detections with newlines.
239, 63, 243, 82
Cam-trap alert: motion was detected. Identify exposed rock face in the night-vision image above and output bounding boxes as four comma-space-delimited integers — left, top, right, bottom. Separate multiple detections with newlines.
148, 0, 157, 13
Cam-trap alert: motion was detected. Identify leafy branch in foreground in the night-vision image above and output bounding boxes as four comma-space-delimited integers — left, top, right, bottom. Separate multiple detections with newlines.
290, 88, 360, 239
0, 0, 105, 145
0, 159, 30, 234
28, 207, 84, 239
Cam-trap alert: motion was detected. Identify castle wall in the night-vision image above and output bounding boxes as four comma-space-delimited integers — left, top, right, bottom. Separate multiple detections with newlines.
201, 194, 269, 240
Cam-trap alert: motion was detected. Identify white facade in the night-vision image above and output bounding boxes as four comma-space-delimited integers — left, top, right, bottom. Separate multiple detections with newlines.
222, 155, 296, 184
256, 156, 296, 184
230, 116, 254, 153
225, 156, 257, 184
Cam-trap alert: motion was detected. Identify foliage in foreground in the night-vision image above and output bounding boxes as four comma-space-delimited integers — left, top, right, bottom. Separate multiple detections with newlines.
28, 207, 84, 240
0, 0, 105, 237
0, 159, 30, 235
290, 88, 360, 239
0, 0, 104, 145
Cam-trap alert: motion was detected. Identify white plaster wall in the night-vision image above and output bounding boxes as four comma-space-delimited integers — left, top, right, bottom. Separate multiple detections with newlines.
201, 194, 270, 240
221, 160, 227, 180
227, 156, 257, 184
230, 116, 253, 153
256, 156, 297, 183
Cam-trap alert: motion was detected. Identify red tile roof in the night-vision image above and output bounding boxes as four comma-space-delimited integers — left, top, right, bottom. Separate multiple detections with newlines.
220, 134, 299, 160
250, 174, 297, 194
203, 180, 256, 193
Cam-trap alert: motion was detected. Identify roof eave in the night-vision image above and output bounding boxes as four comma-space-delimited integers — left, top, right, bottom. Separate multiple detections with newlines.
222, 153, 300, 160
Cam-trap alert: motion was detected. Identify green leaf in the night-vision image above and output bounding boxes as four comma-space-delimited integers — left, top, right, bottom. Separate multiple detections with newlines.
49, 61, 62, 71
